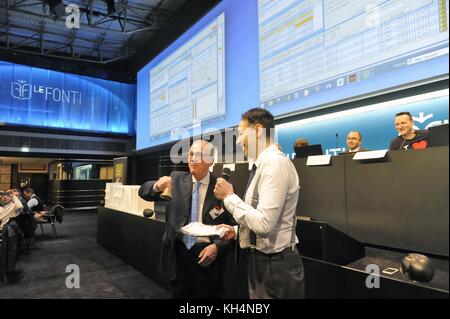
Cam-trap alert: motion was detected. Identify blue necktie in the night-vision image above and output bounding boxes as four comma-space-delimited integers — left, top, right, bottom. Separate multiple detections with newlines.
184, 181, 201, 250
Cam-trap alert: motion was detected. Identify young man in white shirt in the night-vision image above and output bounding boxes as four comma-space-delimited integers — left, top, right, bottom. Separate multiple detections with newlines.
214, 108, 305, 299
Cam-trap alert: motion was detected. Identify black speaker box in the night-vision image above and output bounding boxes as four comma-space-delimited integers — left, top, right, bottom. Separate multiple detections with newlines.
296, 219, 365, 265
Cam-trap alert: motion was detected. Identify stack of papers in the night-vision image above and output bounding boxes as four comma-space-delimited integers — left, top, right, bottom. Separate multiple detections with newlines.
180, 222, 227, 238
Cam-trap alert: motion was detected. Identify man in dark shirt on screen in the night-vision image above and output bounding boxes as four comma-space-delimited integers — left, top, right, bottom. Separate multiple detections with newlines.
389, 112, 430, 150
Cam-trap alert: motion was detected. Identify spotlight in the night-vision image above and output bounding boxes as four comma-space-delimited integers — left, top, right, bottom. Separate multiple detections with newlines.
46, 0, 66, 18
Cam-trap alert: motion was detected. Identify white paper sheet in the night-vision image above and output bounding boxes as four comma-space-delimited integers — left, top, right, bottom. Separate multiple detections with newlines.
353, 150, 388, 160
180, 222, 227, 237
306, 155, 331, 166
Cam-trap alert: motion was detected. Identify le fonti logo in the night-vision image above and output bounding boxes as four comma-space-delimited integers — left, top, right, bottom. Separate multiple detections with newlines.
10, 79, 82, 104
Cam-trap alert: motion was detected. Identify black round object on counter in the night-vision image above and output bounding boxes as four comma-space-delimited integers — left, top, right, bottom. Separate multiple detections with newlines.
401, 253, 435, 283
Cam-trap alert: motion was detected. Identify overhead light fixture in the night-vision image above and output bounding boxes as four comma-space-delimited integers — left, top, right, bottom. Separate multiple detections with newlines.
105, 0, 116, 15
46, 0, 66, 18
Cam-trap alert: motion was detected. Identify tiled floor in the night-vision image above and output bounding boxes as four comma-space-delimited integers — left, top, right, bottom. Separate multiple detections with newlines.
0, 211, 171, 299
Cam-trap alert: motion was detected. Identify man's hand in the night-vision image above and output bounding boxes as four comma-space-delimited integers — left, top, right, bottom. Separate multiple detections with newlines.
216, 224, 236, 241
155, 176, 172, 193
198, 243, 218, 267
214, 178, 234, 200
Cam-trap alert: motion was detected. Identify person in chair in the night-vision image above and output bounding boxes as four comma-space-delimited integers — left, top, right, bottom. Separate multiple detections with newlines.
23, 188, 47, 222
0, 191, 23, 230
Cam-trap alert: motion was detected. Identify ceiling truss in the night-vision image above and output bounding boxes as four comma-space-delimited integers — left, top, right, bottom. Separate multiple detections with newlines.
0, 0, 178, 64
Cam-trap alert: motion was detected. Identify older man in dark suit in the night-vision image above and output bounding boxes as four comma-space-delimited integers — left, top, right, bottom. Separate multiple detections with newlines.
139, 140, 236, 299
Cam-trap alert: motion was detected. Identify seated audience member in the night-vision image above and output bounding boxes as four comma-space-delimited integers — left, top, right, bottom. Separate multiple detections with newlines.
342, 131, 369, 153
23, 188, 47, 222
9, 189, 31, 214
389, 112, 430, 150
293, 138, 309, 150
0, 191, 23, 230
9, 189, 37, 239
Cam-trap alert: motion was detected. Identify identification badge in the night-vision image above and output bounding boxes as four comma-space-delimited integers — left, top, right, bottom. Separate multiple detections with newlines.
209, 207, 224, 219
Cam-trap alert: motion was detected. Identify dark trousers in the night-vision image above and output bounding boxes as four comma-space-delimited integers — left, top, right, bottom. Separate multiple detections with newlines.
172, 239, 221, 299
248, 247, 305, 299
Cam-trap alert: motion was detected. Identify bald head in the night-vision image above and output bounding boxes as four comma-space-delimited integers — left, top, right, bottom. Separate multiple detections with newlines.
188, 140, 215, 181
346, 131, 362, 151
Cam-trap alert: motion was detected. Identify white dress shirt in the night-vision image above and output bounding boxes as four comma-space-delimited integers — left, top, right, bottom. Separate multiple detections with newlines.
153, 172, 211, 243
27, 195, 39, 210
152, 172, 210, 217
1, 196, 23, 229
224, 144, 300, 254
192, 172, 210, 224
348, 147, 360, 153
191, 173, 210, 243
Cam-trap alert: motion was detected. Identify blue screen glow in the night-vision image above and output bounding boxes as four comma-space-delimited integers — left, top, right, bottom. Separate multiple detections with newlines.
137, 0, 449, 150
0, 60, 136, 135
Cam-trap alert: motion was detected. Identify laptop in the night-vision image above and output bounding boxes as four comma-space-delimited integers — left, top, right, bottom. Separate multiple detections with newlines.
429, 124, 449, 147
294, 144, 323, 158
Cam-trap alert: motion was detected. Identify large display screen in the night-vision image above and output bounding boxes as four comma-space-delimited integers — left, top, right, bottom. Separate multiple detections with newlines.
149, 13, 226, 141
137, 0, 449, 150
0, 60, 136, 135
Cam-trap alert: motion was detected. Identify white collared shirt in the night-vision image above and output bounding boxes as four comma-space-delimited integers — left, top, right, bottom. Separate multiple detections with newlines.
153, 172, 211, 243
27, 194, 39, 209
192, 172, 210, 224
0, 196, 23, 229
152, 172, 210, 219
224, 144, 300, 254
348, 147, 360, 153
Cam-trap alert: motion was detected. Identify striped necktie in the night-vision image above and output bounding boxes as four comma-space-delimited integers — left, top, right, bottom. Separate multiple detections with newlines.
184, 181, 201, 250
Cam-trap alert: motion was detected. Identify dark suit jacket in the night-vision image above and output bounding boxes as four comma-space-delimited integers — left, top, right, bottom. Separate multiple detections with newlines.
138, 171, 236, 281
340, 147, 370, 154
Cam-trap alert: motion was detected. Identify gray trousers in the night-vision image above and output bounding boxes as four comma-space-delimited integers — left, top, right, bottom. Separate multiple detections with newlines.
248, 247, 305, 299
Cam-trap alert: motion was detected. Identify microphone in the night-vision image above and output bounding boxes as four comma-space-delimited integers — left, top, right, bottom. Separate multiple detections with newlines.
221, 167, 232, 182
398, 137, 408, 150
143, 208, 154, 218
215, 167, 232, 209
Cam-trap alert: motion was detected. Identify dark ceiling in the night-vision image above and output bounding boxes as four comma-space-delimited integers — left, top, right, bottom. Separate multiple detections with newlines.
0, 0, 220, 82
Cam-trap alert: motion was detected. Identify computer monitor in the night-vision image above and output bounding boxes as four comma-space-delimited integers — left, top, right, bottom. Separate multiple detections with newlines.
429, 124, 449, 147
294, 144, 323, 158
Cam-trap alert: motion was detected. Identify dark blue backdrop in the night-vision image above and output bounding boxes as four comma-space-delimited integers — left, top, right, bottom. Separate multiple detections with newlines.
0, 60, 136, 135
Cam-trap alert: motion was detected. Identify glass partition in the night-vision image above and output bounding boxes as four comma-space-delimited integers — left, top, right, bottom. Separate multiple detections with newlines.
48, 160, 113, 181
